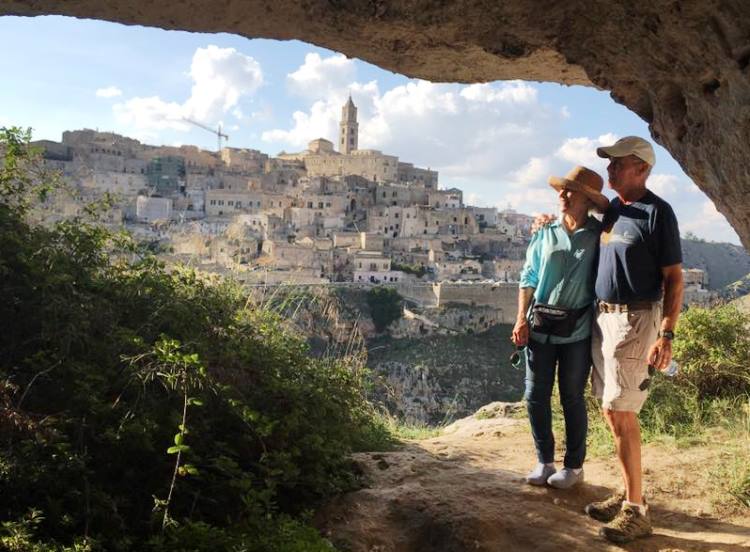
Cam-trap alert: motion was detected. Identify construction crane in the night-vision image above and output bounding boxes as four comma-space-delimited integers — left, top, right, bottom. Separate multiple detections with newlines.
183, 118, 228, 152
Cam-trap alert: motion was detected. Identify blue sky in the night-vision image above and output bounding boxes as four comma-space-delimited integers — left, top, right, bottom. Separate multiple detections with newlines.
0, 15, 740, 244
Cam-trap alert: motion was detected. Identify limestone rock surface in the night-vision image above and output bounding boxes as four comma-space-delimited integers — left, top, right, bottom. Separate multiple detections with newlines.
5, 1, 750, 246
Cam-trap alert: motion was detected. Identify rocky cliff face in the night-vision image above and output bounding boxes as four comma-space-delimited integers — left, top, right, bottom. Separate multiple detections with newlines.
7, 1, 750, 249
681, 238, 750, 290
368, 327, 523, 424
268, 287, 522, 424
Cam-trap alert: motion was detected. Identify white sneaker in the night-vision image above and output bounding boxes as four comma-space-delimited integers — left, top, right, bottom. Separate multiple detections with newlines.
547, 467, 584, 489
526, 463, 556, 486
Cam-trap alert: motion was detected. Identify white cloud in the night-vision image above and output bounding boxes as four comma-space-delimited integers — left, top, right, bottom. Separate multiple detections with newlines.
459, 82, 537, 104
554, 134, 617, 171
702, 200, 724, 219
648, 173, 679, 197
261, 99, 341, 148
96, 86, 122, 98
114, 45, 263, 131
507, 157, 551, 188
676, 199, 740, 244
114, 96, 186, 131
264, 56, 562, 177
287, 53, 356, 99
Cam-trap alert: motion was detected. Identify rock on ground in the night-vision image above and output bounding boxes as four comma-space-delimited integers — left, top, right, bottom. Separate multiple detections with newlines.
317, 403, 750, 551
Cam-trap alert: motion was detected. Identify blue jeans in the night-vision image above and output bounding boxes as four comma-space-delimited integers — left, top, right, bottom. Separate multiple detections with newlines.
524, 337, 591, 469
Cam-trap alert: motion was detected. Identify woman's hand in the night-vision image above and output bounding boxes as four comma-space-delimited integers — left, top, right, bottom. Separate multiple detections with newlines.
531, 213, 556, 234
511, 318, 529, 346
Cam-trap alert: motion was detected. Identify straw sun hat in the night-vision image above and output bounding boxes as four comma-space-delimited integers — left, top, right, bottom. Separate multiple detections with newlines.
548, 166, 609, 212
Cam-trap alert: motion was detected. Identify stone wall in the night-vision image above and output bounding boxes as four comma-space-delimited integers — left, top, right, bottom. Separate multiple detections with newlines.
436, 282, 517, 323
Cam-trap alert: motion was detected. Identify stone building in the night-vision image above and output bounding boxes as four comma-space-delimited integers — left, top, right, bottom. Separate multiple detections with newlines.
398, 162, 438, 189
205, 189, 264, 216
136, 195, 172, 223
428, 188, 463, 209
220, 147, 268, 174
353, 251, 406, 283
146, 156, 185, 194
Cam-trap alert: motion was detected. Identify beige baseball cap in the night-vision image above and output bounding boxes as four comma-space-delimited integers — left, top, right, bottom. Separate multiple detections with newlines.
596, 136, 656, 167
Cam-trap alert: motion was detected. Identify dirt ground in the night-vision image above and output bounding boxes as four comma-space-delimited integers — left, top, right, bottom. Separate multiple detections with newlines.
317, 403, 750, 552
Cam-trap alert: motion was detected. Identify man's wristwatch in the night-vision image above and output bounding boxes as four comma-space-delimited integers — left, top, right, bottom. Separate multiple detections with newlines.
658, 330, 675, 340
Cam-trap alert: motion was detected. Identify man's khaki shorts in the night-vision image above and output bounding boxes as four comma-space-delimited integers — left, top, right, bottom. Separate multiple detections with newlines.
591, 302, 661, 413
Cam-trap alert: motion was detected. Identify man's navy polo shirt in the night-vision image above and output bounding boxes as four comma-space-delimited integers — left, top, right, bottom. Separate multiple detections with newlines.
595, 190, 682, 303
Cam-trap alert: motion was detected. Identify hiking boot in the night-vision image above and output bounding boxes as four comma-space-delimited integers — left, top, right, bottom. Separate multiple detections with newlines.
584, 491, 625, 522
525, 463, 556, 486
599, 503, 653, 544
547, 467, 584, 489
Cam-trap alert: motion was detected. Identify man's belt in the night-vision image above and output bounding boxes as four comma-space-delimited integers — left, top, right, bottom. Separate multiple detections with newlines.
597, 300, 655, 313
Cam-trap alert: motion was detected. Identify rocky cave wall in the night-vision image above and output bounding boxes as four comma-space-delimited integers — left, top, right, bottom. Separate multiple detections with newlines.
5, 0, 750, 246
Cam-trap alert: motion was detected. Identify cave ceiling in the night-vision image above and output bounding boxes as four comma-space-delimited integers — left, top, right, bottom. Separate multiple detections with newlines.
4, 0, 750, 247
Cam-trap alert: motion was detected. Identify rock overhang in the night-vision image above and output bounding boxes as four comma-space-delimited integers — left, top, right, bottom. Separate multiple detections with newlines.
4, 0, 750, 246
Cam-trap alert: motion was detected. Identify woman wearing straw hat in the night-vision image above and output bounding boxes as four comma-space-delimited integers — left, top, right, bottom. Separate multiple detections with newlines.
511, 165, 609, 489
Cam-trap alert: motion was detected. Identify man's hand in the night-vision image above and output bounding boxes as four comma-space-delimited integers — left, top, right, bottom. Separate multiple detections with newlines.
531, 213, 557, 234
647, 337, 672, 371
511, 318, 529, 346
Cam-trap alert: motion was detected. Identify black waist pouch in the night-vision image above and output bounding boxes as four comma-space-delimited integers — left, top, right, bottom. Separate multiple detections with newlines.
531, 303, 588, 338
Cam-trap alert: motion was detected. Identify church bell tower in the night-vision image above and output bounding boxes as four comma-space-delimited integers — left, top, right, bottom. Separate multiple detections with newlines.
339, 95, 358, 155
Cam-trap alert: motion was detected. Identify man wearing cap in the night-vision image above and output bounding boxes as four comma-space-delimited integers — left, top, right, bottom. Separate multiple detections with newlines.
584, 136, 684, 543
512, 165, 609, 490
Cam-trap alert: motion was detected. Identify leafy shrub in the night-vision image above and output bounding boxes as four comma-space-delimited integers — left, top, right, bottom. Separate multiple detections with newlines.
366, 287, 403, 332
0, 128, 391, 550
624, 304, 750, 440
672, 304, 750, 396
391, 262, 427, 278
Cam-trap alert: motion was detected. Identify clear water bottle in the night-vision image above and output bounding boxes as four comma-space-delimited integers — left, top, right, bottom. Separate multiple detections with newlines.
665, 360, 679, 377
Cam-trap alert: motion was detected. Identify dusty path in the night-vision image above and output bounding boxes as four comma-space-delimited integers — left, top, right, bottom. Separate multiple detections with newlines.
317, 404, 750, 552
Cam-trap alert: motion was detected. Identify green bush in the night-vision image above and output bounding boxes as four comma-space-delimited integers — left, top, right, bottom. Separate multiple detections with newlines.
632, 304, 750, 441
366, 287, 403, 332
0, 128, 391, 550
391, 262, 427, 278
672, 304, 750, 396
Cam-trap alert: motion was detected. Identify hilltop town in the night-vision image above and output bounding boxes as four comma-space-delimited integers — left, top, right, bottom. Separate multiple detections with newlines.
31, 99, 533, 286
28, 96, 714, 314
